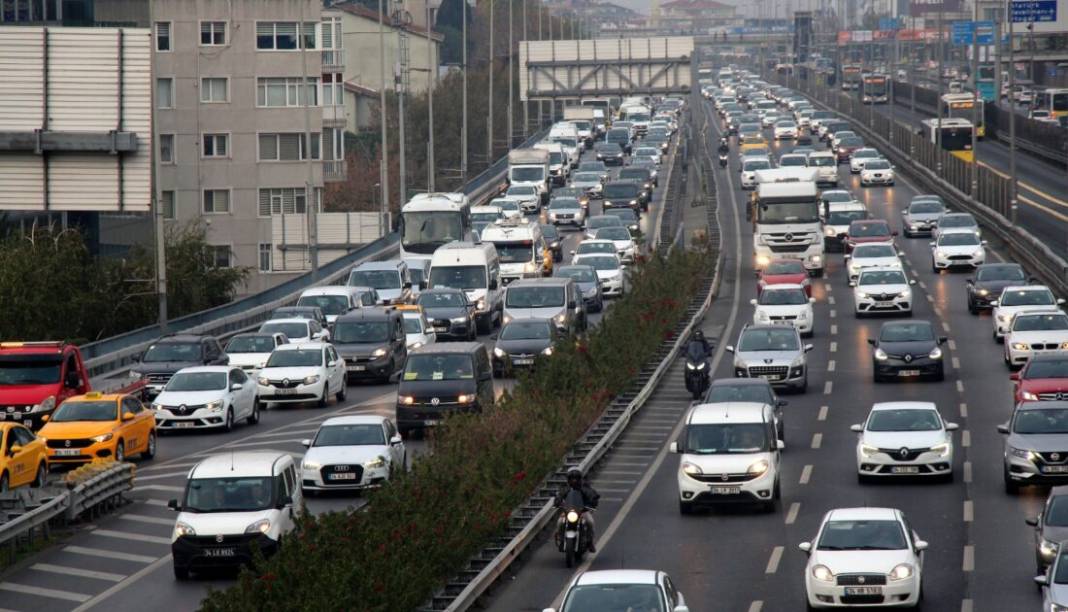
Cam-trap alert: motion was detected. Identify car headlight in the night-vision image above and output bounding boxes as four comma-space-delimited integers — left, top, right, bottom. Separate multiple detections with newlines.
755, 254, 770, 267
747, 459, 769, 476
681, 461, 703, 476
91, 432, 114, 443
451, 316, 468, 324
399, 395, 415, 405
502, 315, 512, 325
554, 313, 566, 325
584, 288, 597, 298
1011, 342, 1030, 351
824, 226, 836, 236
303, 375, 321, 385
542, 347, 554, 356
812, 564, 834, 582
174, 521, 196, 538
1022, 391, 1039, 401
372, 348, 388, 358
860, 443, 880, 457
205, 400, 224, 412
457, 394, 475, 404
874, 348, 888, 361
244, 518, 271, 534
30, 396, 56, 414
302, 459, 322, 470
930, 442, 950, 457
1041, 539, 1060, 557
756, 310, 770, 321
410, 341, 424, 350
150, 403, 162, 411
797, 310, 809, 320
258, 376, 271, 386
928, 347, 943, 359
857, 291, 870, 299
364, 456, 386, 469
977, 288, 990, 296
493, 347, 506, 358
888, 563, 914, 581
1010, 446, 1036, 460
997, 313, 1010, 323
1050, 603, 1068, 612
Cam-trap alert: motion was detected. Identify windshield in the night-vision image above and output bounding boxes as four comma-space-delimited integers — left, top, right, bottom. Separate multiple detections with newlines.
418, 291, 465, 308
867, 409, 942, 431
1013, 314, 1068, 331
297, 295, 350, 315
1014, 408, 1068, 434
578, 255, 620, 271
810, 156, 835, 167
548, 152, 564, 165
540, 225, 559, 240
1048, 496, 1068, 526
738, 327, 799, 351
829, 210, 868, 225
939, 233, 980, 246
507, 186, 537, 197
265, 349, 322, 368
403, 354, 474, 381
506, 286, 565, 308
500, 321, 552, 340
550, 199, 581, 211
0, 355, 62, 385
758, 202, 820, 224
1001, 289, 1054, 306
940, 215, 976, 228
686, 423, 769, 454
851, 222, 890, 237
780, 156, 807, 167
760, 289, 808, 305
859, 271, 907, 286
561, 584, 666, 612
471, 212, 501, 223
619, 170, 649, 181
165, 372, 227, 392
272, 308, 317, 321
183, 476, 274, 513
910, 202, 944, 214
334, 321, 391, 344
865, 160, 891, 170
596, 227, 631, 241
818, 520, 907, 551
496, 201, 520, 213
706, 384, 772, 404
578, 163, 606, 173
226, 336, 276, 353
313, 423, 385, 446
880, 323, 934, 342
349, 270, 401, 290
511, 166, 545, 182
556, 266, 597, 283
402, 211, 464, 253
743, 160, 771, 171
51, 400, 116, 422
492, 243, 535, 264
402, 318, 423, 334
429, 266, 487, 290
603, 184, 638, 199
143, 343, 202, 363
634, 148, 658, 157
588, 217, 623, 231
260, 322, 310, 339
1025, 359, 1068, 379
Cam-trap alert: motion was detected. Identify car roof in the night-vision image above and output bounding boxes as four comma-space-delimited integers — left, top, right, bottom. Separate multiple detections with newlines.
1027, 353, 1068, 363
689, 401, 770, 424
760, 283, 806, 291
319, 415, 389, 427
156, 334, 208, 343
274, 342, 328, 351
191, 451, 291, 479
301, 286, 355, 296
264, 318, 311, 326
508, 277, 572, 288
858, 266, 906, 273
408, 342, 484, 355
353, 260, 404, 271
334, 308, 401, 323
871, 401, 937, 412
421, 287, 465, 295
826, 507, 899, 522
709, 378, 772, 388
65, 392, 125, 403
574, 569, 659, 586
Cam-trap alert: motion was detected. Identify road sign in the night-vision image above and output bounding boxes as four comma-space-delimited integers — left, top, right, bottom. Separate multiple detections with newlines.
879, 17, 903, 30
952, 20, 996, 44
1011, 0, 1057, 23
975, 20, 995, 43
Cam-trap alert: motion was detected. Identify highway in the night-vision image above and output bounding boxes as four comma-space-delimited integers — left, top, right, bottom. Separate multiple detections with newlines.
0, 127, 679, 612
483, 83, 1053, 611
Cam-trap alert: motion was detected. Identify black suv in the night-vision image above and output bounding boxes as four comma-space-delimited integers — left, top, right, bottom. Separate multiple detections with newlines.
332, 308, 408, 384
602, 180, 647, 212
132, 334, 229, 400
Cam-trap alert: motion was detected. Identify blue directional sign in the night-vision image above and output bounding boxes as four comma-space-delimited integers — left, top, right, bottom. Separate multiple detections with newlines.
975, 20, 994, 44
878, 17, 903, 31
952, 20, 996, 44
1011, 0, 1057, 22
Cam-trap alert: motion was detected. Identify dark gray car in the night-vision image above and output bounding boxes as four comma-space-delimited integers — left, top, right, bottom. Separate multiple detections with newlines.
132, 335, 229, 400
868, 320, 947, 383
416, 288, 477, 341
705, 378, 787, 440
554, 264, 603, 313
1028, 486, 1068, 572
965, 263, 1028, 313
491, 319, 561, 377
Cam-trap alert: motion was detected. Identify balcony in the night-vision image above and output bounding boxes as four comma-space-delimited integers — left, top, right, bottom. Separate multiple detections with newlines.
322, 50, 344, 72
323, 160, 347, 182
322, 103, 347, 128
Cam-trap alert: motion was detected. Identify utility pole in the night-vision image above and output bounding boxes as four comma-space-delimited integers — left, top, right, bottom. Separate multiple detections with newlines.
522, 0, 528, 138
936, 0, 944, 174
538, 3, 544, 129
461, 0, 468, 182
397, 11, 409, 206
427, 1, 435, 191
488, 0, 495, 163
970, 0, 979, 199
379, 0, 390, 233
1008, 0, 1018, 224
508, 0, 514, 150
149, 0, 167, 330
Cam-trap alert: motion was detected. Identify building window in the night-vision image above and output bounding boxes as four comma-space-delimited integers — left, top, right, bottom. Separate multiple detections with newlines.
258, 243, 273, 271
258, 133, 320, 161
256, 77, 318, 107
209, 245, 232, 268
156, 78, 174, 109
203, 189, 231, 213
155, 22, 171, 52
258, 187, 308, 216
322, 73, 343, 106
200, 21, 227, 46
202, 133, 229, 158
161, 190, 176, 219
159, 134, 175, 164
256, 22, 317, 50
200, 77, 228, 103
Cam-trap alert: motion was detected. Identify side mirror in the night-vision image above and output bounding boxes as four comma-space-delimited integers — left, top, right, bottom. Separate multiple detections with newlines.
749, 298, 758, 305
946, 422, 960, 431
122, 412, 135, 422
997, 423, 1010, 434
490, 333, 498, 340
981, 240, 988, 246
301, 439, 312, 447
809, 297, 816, 304
669, 441, 679, 453
489, 279, 499, 290
914, 540, 929, 552
850, 424, 863, 433
991, 300, 1000, 307
867, 338, 876, 346
390, 434, 403, 445
327, 360, 337, 368
798, 542, 812, 554
1010, 372, 1020, 382
804, 344, 814, 352
8, 444, 22, 455
403, 281, 413, 290
1035, 575, 1049, 586
724, 345, 735, 353
278, 494, 294, 509
231, 383, 243, 391
1058, 298, 1067, 305
938, 336, 947, 345
1026, 516, 1040, 527
167, 499, 181, 511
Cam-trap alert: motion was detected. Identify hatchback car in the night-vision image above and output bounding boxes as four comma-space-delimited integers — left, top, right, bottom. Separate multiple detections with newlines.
1037, 547, 1068, 610
1001, 400, 1068, 493
852, 268, 915, 316
546, 569, 690, 612
1012, 354, 1068, 404
151, 366, 260, 431
901, 197, 946, 237
417, 288, 477, 341
594, 142, 626, 165
258, 318, 328, 344
751, 284, 815, 336
584, 215, 625, 240
851, 402, 957, 482
601, 180, 646, 212
224, 333, 288, 374
758, 259, 811, 296
1027, 486, 1068, 572
573, 253, 625, 297
604, 208, 641, 236
300, 415, 405, 493
845, 243, 903, 282
492, 319, 560, 376
931, 231, 986, 271
869, 320, 947, 382
860, 159, 894, 186
965, 263, 1028, 313
845, 219, 895, 253
568, 172, 603, 199
727, 324, 813, 392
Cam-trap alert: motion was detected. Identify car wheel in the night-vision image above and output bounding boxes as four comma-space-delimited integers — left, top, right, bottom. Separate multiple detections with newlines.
33, 463, 47, 488
1004, 469, 1020, 494
247, 399, 261, 425
967, 298, 977, 315
143, 432, 156, 460
223, 408, 234, 432
317, 387, 328, 408
115, 440, 126, 463
173, 565, 190, 581
337, 379, 348, 401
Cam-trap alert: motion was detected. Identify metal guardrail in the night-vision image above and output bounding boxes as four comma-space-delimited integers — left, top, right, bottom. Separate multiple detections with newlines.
0, 488, 69, 550
66, 462, 136, 520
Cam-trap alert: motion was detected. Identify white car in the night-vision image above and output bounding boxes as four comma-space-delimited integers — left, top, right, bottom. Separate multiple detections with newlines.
848, 148, 882, 173
993, 286, 1065, 340
930, 232, 986, 271
546, 569, 691, 612
808, 151, 839, 186
851, 402, 957, 482
761, 111, 781, 127
224, 332, 288, 373
568, 172, 603, 198
800, 507, 926, 608
852, 267, 915, 316
504, 185, 540, 213
399, 307, 436, 350
489, 197, 524, 220
845, 243, 903, 282
593, 226, 638, 263
257, 342, 347, 407
751, 284, 815, 336
547, 197, 586, 227
774, 120, 799, 139
258, 317, 328, 343
300, 415, 405, 493
740, 156, 772, 189
151, 366, 260, 431
932, 212, 980, 240
571, 239, 617, 263
1004, 311, 1068, 368
859, 159, 895, 186
633, 146, 662, 165
574, 253, 624, 297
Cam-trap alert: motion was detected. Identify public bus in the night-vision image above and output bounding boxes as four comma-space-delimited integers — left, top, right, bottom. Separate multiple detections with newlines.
976, 64, 996, 102
861, 74, 889, 104
1034, 88, 1068, 119
922, 118, 975, 163
940, 93, 985, 138
399, 192, 473, 263
841, 64, 862, 90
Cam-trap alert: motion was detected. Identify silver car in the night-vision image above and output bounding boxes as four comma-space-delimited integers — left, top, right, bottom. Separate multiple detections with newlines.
726, 324, 813, 393
1037, 547, 1068, 610
901, 197, 946, 237
569, 172, 603, 198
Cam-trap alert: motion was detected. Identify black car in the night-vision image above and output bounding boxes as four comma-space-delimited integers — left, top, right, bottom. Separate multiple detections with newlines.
270, 305, 328, 328
618, 167, 654, 200
602, 180, 646, 212
704, 378, 787, 441
868, 320, 946, 382
594, 142, 625, 165
576, 161, 609, 182
539, 223, 563, 262
554, 264, 603, 313
491, 319, 561, 377
416, 288, 477, 340
395, 343, 494, 436
604, 128, 632, 155
132, 334, 229, 400
332, 308, 407, 384
966, 263, 1028, 314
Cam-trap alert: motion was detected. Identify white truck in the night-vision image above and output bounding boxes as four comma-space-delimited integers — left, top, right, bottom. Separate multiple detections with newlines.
507, 148, 550, 206
752, 169, 824, 277
478, 219, 550, 284
563, 106, 597, 145
533, 141, 570, 186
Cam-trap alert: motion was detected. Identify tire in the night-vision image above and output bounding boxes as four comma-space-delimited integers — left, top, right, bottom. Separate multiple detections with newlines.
968, 299, 978, 315
115, 441, 126, 463
318, 386, 329, 408
33, 463, 47, 488
565, 540, 577, 568
247, 399, 261, 425
173, 565, 190, 581
1005, 470, 1020, 494
223, 408, 234, 432
337, 379, 348, 402
143, 432, 157, 460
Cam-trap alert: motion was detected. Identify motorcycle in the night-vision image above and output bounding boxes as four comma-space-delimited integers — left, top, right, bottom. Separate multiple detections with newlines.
554, 489, 590, 568
718, 153, 729, 168
684, 341, 711, 400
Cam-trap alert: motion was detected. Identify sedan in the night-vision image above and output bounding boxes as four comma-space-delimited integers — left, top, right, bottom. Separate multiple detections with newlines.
593, 142, 625, 165
504, 185, 540, 214
845, 219, 896, 253
547, 569, 690, 612
852, 401, 957, 481
1027, 486, 1068, 573
773, 120, 799, 139
225, 333, 288, 374
901, 197, 946, 237
859, 159, 895, 186
848, 147, 881, 173
1004, 311, 1068, 369
573, 253, 625, 297
300, 415, 405, 493
584, 215, 625, 240
931, 232, 986, 271
152, 366, 260, 431
1012, 354, 1068, 404
852, 267, 915, 317
869, 320, 946, 382
492, 318, 560, 376
633, 146, 662, 165
547, 197, 586, 228
845, 243, 903, 282
993, 285, 1065, 340
594, 226, 638, 263
965, 263, 1027, 314
933, 212, 980, 240
604, 208, 641, 236
800, 507, 926, 608
259, 318, 328, 343
758, 259, 811, 296
834, 136, 865, 162
257, 343, 346, 408
568, 172, 603, 199
0, 423, 48, 491
40, 393, 157, 465
751, 284, 815, 336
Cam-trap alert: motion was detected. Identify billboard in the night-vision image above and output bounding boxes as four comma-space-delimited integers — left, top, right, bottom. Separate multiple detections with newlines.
1011, 0, 1066, 33
909, 0, 963, 15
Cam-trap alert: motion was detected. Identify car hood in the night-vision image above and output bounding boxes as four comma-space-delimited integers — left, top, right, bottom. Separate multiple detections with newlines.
505, 306, 564, 319
686, 452, 771, 474
594, 269, 622, 281
935, 244, 982, 255
39, 420, 116, 438
1042, 524, 1068, 544
973, 280, 1016, 294
133, 361, 203, 375
496, 338, 553, 354
862, 166, 891, 174
755, 304, 809, 317
736, 350, 800, 365
997, 304, 1057, 317
227, 353, 271, 368
258, 366, 321, 380
304, 444, 390, 466
762, 273, 807, 285
377, 288, 404, 302
550, 207, 584, 214
1010, 331, 1068, 344
850, 257, 899, 270
333, 342, 390, 359
877, 340, 937, 356
861, 430, 947, 449
811, 549, 915, 575
574, 280, 598, 293
0, 383, 61, 404
849, 235, 893, 244
155, 389, 228, 406
1019, 380, 1068, 396
397, 379, 476, 397
423, 306, 468, 320
465, 289, 488, 304
856, 283, 909, 295
906, 212, 943, 222
177, 509, 278, 537
1008, 433, 1068, 452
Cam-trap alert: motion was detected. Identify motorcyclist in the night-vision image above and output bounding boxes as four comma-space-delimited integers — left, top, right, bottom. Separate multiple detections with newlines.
717, 138, 730, 155
689, 330, 713, 358
555, 468, 600, 552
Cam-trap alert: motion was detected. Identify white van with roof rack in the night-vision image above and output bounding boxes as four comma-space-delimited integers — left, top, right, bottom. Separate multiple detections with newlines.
478, 219, 549, 284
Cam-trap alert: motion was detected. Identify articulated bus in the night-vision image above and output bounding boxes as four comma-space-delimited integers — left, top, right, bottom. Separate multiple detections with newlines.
922, 118, 975, 163
1034, 89, 1068, 119
940, 93, 985, 138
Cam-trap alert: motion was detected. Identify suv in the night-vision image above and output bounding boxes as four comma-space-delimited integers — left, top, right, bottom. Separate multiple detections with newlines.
671, 401, 783, 513
332, 308, 408, 384
0, 341, 91, 430
601, 180, 647, 212
132, 335, 228, 401
1001, 400, 1068, 493
726, 325, 813, 393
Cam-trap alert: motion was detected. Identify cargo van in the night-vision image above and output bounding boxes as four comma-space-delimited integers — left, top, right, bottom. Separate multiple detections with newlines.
478, 220, 551, 284
296, 286, 363, 324
428, 242, 503, 334
347, 260, 413, 305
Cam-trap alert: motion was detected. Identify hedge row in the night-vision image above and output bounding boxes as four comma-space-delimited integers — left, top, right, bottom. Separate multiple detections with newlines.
200, 245, 712, 612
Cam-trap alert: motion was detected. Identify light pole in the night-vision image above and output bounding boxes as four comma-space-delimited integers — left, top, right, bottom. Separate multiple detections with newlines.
427, 1, 435, 191
936, 0, 945, 174
522, 0, 528, 138
488, 0, 495, 163
461, 0, 468, 182
970, 0, 979, 200
379, 0, 390, 232
1008, 0, 1018, 224
507, 0, 514, 150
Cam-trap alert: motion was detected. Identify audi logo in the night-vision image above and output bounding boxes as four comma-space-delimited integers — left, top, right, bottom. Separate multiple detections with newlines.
216, 534, 224, 543
858, 576, 866, 584
334, 465, 350, 471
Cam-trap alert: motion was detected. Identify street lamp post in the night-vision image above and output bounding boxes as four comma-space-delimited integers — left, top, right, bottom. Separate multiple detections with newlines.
1008, 0, 1018, 224
461, 0, 468, 182
936, 0, 945, 174
488, 0, 495, 163
427, 1, 435, 191
507, 0, 514, 150
379, 0, 390, 233
970, 0, 979, 200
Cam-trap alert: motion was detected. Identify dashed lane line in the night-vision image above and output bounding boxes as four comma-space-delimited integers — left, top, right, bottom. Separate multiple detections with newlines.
800, 465, 813, 485
0, 582, 90, 603
829, 309, 837, 318
964, 461, 973, 483
748, 602, 763, 612
956, 380, 965, 393
962, 599, 974, 612
786, 502, 801, 525
960, 403, 968, 418
131, 484, 184, 494
962, 430, 971, 448
764, 546, 784, 574
830, 324, 838, 335
811, 433, 822, 449
828, 295, 836, 305
952, 357, 961, 370
827, 360, 836, 372
818, 406, 828, 421
963, 545, 975, 572
830, 341, 837, 353
943, 321, 951, 333
823, 381, 833, 395
964, 501, 974, 522
948, 339, 957, 351
68, 555, 172, 612
30, 564, 126, 582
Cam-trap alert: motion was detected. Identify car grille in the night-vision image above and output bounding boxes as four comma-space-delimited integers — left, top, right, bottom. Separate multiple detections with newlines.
265, 379, 302, 389
691, 473, 756, 483
319, 464, 365, 485
948, 255, 974, 261
1026, 343, 1063, 351
1, 405, 33, 415
183, 534, 262, 546
555, 214, 574, 220
840, 595, 885, 605
163, 404, 207, 416
1038, 452, 1068, 464
432, 319, 453, 333
147, 373, 173, 384
1038, 392, 1068, 401
346, 356, 374, 365
878, 447, 930, 461
837, 574, 888, 586
747, 366, 789, 379
867, 293, 900, 301
768, 244, 809, 253
884, 353, 922, 361
769, 315, 798, 321
46, 438, 93, 449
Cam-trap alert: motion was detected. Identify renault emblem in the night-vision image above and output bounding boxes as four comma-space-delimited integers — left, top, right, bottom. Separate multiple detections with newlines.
216, 534, 224, 543
899, 447, 909, 459
721, 474, 729, 481
282, 378, 290, 386
431, 397, 440, 406
179, 404, 186, 411
65, 440, 71, 448
904, 354, 913, 363
858, 576, 866, 584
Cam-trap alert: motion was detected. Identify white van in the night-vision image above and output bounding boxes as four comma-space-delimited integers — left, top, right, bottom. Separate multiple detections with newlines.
428, 241, 504, 335
549, 122, 582, 164
297, 286, 362, 324
478, 220, 549, 284
169, 451, 302, 579
534, 141, 571, 185
347, 260, 412, 304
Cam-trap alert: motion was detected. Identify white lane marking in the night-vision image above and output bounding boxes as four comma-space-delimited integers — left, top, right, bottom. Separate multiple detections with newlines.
131, 484, 184, 493
142, 499, 169, 507
926, 294, 934, 303
960, 403, 968, 418
748, 602, 764, 612
90, 529, 171, 545
68, 555, 172, 612
823, 381, 833, 395
786, 502, 801, 525
30, 563, 125, 582
115, 514, 175, 526
828, 295, 836, 305
962, 599, 974, 612
948, 339, 957, 351
827, 360, 836, 372
963, 500, 974, 522
952, 357, 961, 369
0, 582, 90, 603
962, 430, 971, 448
964, 461, 973, 483
811, 433, 823, 449
601, 497, 624, 503
825, 283, 833, 293
830, 309, 837, 318
830, 341, 837, 353
133, 471, 191, 482
800, 464, 813, 484
765, 546, 784, 574
62, 546, 157, 564
246, 428, 320, 439
223, 438, 308, 449
963, 545, 975, 572
943, 321, 951, 332
918, 280, 927, 289
956, 380, 965, 393
818, 405, 828, 421
830, 324, 838, 335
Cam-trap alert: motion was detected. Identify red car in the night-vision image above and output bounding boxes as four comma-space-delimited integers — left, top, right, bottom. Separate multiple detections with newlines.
1011, 353, 1068, 404
845, 219, 896, 253
758, 259, 812, 296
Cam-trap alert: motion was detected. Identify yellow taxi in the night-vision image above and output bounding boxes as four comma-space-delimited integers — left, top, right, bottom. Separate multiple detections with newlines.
0, 422, 48, 492
739, 134, 769, 155
38, 392, 157, 464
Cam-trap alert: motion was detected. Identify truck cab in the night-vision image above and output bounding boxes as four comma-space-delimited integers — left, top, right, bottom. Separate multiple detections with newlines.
0, 341, 91, 430
507, 148, 551, 205
478, 219, 551, 284
752, 173, 825, 277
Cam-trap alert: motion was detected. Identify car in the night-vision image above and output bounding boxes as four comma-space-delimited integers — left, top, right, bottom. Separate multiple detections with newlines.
594, 141, 626, 165
1000, 400, 1068, 493
869, 320, 947, 382
488, 197, 524, 220
933, 212, 980, 240
740, 157, 773, 189
258, 317, 329, 344
844, 219, 896, 253
550, 187, 590, 209
504, 185, 541, 214
604, 207, 641, 236
774, 120, 799, 139
395, 343, 495, 436
807, 150, 839, 186
859, 159, 894, 186
819, 187, 859, 210
584, 215, 625, 240
331, 308, 408, 384
671, 401, 783, 513
256, 342, 346, 408
151, 366, 260, 431
852, 267, 915, 317
852, 401, 957, 482
758, 259, 811, 296
296, 286, 364, 323
492, 319, 561, 376
224, 333, 288, 374
761, 111, 781, 128
965, 263, 1028, 314
845, 243, 903, 283
546, 569, 691, 612
831, 130, 858, 150
632, 146, 662, 165
901, 197, 946, 237
299, 415, 405, 493
834, 136, 865, 162
40, 392, 156, 464
1004, 311, 1068, 369
269, 305, 328, 328
572, 239, 617, 262
1027, 486, 1068, 573
799, 507, 926, 608
0, 422, 48, 492
1037, 543, 1068, 608
777, 153, 809, 168
618, 166, 655, 199
539, 224, 563, 262
601, 180, 646, 212
848, 147, 882, 173
726, 324, 813, 392
554, 264, 603, 313
1012, 354, 1068, 403
470, 205, 504, 228
594, 226, 638, 263
576, 160, 609, 181
993, 285, 1065, 341
568, 172, 603, 198
501, 277, 586, 334
630, 158, 660, 186
930, 231, 986, 271
704, 378, 787, 440
131, 335, 230, 401
574, 252, 624, 297
547, 197, 586, 228
396, 305, 436, 350
416, 288, 477, 341
751, 284, 815, 336
347, 260, 413, 305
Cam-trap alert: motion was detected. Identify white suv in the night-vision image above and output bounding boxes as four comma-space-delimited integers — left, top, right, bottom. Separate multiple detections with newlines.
671, 401, 783, 514
727, 325, 813, 392
852, 267, 915, 317
1004, 311, 1068, 369
751, 284, 815, 336
992, 285, 1064, 341
851, 402, 957, 483
257, 342, 347, 408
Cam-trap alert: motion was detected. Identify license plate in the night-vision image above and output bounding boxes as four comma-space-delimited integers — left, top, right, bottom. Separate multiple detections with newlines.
54, 449, 79, 456
844, 586, 882, 595
760, 374, 782, 381
434, 326, 447, 332
891, 466, 920, 474
565, 530, 578, 539
329, 473, 357, 480
898, 370, 921, 377
709, 486, 740, 495
274, 388, 296, 395
173, 421, 196, 428
424, 419, 439, 426
204, 547, 236, 558
347, 365, 366, 371
875, 301, 895, 307
772, 320, 793, 325
513, 358, 534, 365
1044, 466, 1068, 473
